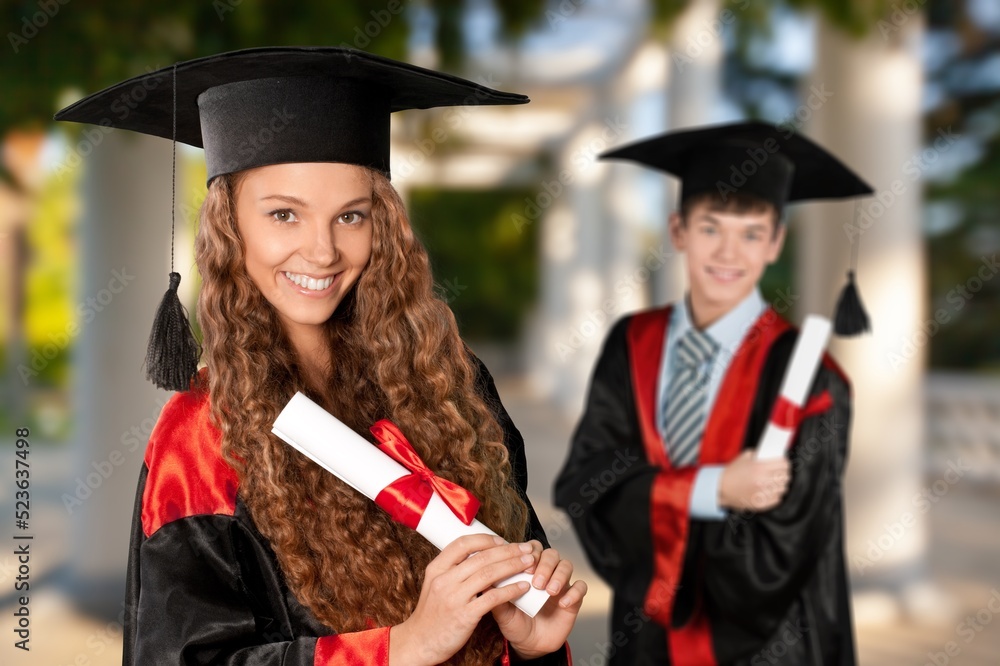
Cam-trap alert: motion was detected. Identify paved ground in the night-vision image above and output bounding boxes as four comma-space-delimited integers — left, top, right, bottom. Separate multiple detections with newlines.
2, 376, 999, 665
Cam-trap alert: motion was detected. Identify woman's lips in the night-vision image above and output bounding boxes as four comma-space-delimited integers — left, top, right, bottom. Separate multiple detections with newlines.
281, 270, 340, 296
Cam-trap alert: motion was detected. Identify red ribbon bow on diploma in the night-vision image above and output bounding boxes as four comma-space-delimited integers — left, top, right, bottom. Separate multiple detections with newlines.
370, 419, 480, 530
770, 390, 833, 431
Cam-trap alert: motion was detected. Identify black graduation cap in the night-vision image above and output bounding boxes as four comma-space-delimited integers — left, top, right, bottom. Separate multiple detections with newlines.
54, 46, 529, 183
600, 120, 873, 210
53, 46, 530, 391
599, 121, 874, 337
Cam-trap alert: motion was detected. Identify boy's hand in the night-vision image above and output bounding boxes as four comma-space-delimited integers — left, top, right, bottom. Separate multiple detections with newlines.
718, 450, 791, 511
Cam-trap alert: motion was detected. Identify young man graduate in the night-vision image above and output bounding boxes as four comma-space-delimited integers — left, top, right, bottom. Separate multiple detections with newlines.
553, 121, 872, 665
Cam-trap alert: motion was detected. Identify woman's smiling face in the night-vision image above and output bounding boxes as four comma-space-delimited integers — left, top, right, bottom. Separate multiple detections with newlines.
235, 162, 374, 342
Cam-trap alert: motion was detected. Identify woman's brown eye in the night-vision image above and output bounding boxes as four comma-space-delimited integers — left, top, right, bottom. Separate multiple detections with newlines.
269, 209, 296, 223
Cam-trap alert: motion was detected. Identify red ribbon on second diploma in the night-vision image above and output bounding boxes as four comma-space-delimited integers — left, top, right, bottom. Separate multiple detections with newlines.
370, 419, 480, 530
770, 390, 833, 431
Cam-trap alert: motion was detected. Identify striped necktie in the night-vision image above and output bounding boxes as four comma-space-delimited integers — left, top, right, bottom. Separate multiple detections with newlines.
664, 328, 719, 467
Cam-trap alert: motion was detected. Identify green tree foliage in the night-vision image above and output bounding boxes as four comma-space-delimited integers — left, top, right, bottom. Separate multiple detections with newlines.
923, 1, 1000, 371
22, 158, 78, 388
2, 0, 552, 132
783, 0, 892, 37
408, 187, 539, 341
650, 0, 892, 39
4, 1, 412, 132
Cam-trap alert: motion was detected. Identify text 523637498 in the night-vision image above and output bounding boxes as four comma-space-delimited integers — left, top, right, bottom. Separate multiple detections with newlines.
13, 427, 32, 651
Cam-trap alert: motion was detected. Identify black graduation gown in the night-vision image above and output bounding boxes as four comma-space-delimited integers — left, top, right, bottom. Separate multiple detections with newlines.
122, 357, 570, 666
553, 306, 855, 665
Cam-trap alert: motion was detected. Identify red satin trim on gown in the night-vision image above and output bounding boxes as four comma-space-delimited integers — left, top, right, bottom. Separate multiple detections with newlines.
314, 627, 390, 665
627, 306, 792, 666
627, 307, 696, 625
141, 385, 237, 538
371, 419, 480, 529
771, 391, 833, 430
822, 354, 852, 398
699, 308, 791, 465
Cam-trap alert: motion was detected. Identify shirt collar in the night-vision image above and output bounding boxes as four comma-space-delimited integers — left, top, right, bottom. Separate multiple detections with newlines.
675, 287, 767, 355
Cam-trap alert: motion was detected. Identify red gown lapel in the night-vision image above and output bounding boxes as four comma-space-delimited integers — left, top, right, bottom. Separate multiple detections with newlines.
627, 306, 673, 468
700, 308, 792, 464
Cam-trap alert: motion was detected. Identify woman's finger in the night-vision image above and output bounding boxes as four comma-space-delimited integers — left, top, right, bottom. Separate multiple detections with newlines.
456, 545, 536, 596
544, 557, 574, 596
530, 548, 561, 590
434, 534, 507, 569
523, 539, 544, 574
470, 580, 531, 616
556, 579, 588, 609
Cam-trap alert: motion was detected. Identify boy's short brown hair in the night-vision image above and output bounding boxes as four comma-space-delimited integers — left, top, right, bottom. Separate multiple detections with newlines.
679, 191, 782, 234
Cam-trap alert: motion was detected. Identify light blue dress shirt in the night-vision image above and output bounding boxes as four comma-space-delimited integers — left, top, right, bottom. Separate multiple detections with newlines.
656, 287, 768, 520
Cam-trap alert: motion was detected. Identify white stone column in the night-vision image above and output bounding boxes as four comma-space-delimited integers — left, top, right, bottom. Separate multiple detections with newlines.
800, 13, 927, 614
68, 131, 178, 615
539, 38, 678, 415
605, 42, 671, 317
545, 108, 617, 415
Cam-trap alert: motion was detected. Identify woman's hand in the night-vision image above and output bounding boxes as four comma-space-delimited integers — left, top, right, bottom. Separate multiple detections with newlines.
491, 542, 588, 661
389, 534, 538, 666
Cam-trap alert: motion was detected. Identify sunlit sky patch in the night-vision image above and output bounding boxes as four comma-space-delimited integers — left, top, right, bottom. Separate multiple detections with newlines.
967, 0, 1000, 35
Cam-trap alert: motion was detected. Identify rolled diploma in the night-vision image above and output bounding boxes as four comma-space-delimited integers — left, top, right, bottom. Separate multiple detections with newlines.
755, 315, 832, 461
271, 391, 550, 617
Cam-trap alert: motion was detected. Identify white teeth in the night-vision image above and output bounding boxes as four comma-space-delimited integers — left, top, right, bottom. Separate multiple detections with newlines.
284, 272, 333, 291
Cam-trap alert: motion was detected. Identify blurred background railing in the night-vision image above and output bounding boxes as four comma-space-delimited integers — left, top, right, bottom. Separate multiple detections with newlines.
927, 374, 1000, 480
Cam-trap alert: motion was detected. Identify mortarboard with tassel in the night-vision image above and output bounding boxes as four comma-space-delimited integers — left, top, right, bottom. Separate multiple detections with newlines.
598, 120, 873, 336
52, 46, 531, 391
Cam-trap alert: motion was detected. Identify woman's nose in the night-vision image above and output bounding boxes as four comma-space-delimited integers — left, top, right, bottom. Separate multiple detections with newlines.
304, 223, 339, 266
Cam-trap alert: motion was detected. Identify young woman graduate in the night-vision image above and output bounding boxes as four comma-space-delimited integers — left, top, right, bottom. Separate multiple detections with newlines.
55, 47, 586, 665
554, 122, 872, 665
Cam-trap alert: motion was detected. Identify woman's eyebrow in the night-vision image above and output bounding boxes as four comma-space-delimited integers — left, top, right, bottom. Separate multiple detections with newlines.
259, 194, 309, 207
336, 196, 374, 209
258, 195, 372, 209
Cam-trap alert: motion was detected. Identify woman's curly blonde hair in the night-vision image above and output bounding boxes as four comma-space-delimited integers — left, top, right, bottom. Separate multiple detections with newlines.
193, 166, 529, 664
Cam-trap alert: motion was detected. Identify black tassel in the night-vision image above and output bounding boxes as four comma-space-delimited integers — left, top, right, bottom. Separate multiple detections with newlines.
834, 270, 871, 336
143, 272, 200, 391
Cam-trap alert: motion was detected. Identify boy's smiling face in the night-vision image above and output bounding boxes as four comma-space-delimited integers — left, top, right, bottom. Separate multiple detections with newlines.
669, 198, 786, 328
